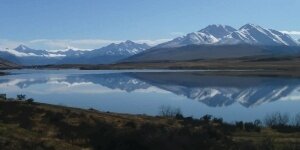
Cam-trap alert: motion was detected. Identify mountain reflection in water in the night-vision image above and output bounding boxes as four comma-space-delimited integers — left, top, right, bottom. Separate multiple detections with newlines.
1, 71, 299, 108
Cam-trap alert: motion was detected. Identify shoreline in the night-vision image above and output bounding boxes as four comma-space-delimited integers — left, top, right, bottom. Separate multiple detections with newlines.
18, 57, 300, 77
6, 67, 300, 78
0, 98, 300, 149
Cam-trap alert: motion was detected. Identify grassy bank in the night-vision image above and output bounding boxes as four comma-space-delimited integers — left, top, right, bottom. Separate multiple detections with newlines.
0, 97, 300, 150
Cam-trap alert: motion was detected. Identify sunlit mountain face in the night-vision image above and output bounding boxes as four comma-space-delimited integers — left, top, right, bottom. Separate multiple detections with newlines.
155, 24, 298, 48
1, 70, 300, 108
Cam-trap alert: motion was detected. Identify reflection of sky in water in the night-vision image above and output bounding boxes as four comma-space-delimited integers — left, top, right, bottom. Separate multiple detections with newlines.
1, 69, 300, 122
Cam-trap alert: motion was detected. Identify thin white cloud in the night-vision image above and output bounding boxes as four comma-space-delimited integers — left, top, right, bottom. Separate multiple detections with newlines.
0, 38, 171, 50
281, 31, 300, 35
28, 39, 122, 50
134, 39, 171, 46
170, 32, 185, 37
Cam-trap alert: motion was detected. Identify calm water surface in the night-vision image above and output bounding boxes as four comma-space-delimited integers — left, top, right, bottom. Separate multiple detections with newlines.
1, 69, 300, 122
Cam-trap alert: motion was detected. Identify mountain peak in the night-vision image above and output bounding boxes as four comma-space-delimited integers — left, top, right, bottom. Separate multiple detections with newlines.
204, 24, 233, 29
239, 23, 263, 30
124, 40, 135, 44
15, 44, 31, 51
200, 24, 236, 39
91, 40, 151, 56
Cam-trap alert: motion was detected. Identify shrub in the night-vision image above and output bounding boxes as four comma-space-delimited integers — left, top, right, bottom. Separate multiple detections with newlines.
200, 114, 212, 122
158, 105, 182, 118
0, 94, 6, 100
212, 117, 223, 124
254, 119, 262, 127
17, 94, 26, 101
244, 122, 261, 132
88, 108, 98, 112
293, 113, 300, 127
264, 112, 290, 127
26, 98, 34, 103
175, 113, 184, 119
235, 121, 244, 130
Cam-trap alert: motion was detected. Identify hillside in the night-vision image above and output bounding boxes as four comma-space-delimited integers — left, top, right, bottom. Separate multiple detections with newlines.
0, 98, 299, 149
0, 58, 19, 69
121, 45, 300, 63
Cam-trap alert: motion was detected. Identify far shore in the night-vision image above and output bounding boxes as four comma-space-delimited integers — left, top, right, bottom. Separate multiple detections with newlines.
12, 56, 300, 78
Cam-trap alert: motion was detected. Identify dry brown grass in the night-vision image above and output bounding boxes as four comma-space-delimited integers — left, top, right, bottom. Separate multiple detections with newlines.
1, 99, 300, 149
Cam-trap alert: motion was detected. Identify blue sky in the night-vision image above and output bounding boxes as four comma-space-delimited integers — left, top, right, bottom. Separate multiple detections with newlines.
0, 0, 299, 49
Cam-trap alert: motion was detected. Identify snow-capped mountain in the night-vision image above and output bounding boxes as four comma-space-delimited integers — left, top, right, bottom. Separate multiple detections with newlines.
51, 48, 86, 57
199, 24, 237, 39
5, 45, 66, 58
59, 40, 151, 64
0, 24, 299, 65
0, 41, 150, 65
14, 44, 49, 56
220, 24, 299, 46
156, 24, 299, 48
156, 31, 218, 48
87, 40, 150, 56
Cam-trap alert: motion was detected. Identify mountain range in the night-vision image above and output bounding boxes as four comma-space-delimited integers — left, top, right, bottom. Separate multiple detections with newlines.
124, 24, 300, 62
0, 40, 150, 65
156, 24, 298, 48
0, 24, 299, 65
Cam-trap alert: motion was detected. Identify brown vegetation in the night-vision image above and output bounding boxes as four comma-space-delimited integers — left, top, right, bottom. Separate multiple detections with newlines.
0, 98, 300, 150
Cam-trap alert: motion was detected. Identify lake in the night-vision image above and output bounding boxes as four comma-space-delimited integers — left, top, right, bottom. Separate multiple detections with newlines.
1, 69, 300, 122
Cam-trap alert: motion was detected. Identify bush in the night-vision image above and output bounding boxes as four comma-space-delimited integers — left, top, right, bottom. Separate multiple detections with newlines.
293, 113, 300, 127
264, 112, 290, 127
26, 98, 34, 103
158, 105, 182, 118
235, 121, 244, 130
0, 94, 7, 100
244, 122, 261, 132
88, 108, 98, 112
254, 119, 262, 127
212, 117, 223, 124
200, 114, 212, 122
17, 94, 26, 101
235, 120, 261, 132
